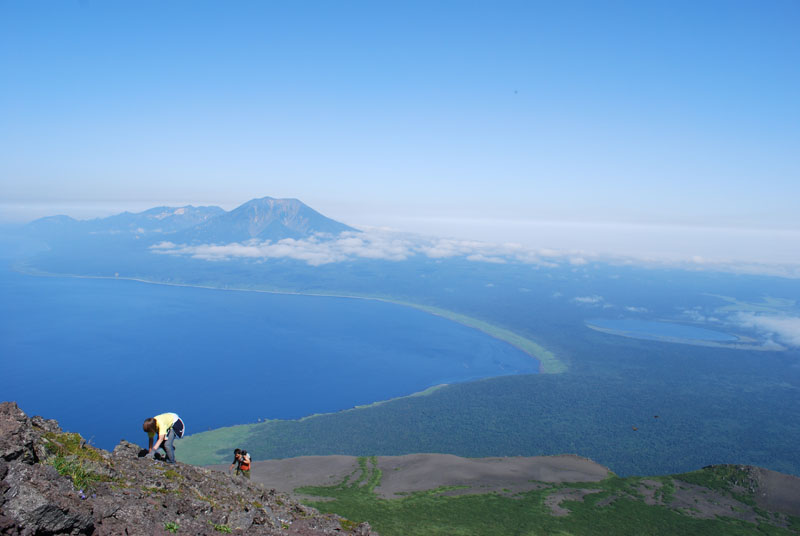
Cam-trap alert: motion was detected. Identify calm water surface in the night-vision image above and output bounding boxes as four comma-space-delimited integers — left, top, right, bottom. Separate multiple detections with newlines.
0, 266, 536, 449
587, 317, 738, 342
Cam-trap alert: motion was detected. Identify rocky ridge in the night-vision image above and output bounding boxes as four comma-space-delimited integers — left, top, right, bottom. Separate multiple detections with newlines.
0, 402, 374, 536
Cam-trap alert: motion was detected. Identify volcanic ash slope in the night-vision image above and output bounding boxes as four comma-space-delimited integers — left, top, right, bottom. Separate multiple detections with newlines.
0, 402, 374, 536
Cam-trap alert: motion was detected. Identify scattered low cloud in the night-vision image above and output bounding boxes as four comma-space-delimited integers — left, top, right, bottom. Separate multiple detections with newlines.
624, 306, 648, 313
735, 313, 800, 348
681, 309, 722, 324
150, 241, 176, 249
150, 229, 579, 267
148, 227, 800, 279
466, 254, 506, 264
572, 295, 605, 305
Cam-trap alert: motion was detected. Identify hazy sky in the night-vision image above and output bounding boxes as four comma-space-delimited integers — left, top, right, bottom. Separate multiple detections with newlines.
1, 1, 799, 262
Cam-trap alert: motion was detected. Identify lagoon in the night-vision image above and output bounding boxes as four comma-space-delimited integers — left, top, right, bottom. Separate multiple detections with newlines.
0, 266, 537, 449
586, 317, 738, 343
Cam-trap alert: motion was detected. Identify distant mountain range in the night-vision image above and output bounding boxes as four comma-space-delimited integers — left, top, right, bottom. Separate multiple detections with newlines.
26, 197, 357, 244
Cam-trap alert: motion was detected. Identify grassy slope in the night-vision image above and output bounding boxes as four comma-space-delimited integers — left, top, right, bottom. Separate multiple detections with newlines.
297, 459, 800, 536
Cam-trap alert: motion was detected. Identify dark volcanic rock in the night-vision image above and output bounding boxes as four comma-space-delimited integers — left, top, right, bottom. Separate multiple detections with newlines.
0, 402, 51, 464
0, 402, 375, 535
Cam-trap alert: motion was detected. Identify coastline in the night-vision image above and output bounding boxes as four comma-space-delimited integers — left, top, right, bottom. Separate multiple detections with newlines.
13, 263, 566, 373
584, 323, 779, 351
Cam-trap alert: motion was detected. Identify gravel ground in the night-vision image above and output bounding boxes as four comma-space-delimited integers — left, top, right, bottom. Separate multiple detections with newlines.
213, 454, 611, 499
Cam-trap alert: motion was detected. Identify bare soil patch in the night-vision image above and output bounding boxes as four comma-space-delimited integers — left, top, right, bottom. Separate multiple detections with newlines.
374, 454, 609, 498
753, 467, 800, 517
637, 479, 664, 506
670, 480, 758, 522
210, 455, 359, 497
213, 454, 610, 499
545, 488, 604, 516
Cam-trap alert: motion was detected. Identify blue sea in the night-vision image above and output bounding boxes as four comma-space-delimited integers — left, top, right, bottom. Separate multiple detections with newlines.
0, 265, 537, 450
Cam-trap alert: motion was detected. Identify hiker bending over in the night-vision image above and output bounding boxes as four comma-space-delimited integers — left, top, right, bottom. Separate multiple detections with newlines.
143, 412, 185, 464
230, 448, 251, 479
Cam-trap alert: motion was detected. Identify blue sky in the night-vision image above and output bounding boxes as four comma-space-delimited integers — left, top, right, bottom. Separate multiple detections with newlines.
1, 1, 799, 260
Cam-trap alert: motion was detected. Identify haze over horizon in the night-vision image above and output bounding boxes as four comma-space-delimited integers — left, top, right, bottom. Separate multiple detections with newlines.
1, 1, 798, 265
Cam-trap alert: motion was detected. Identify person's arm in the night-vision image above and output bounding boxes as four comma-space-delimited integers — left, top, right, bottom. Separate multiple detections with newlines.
151, 433, 166, 452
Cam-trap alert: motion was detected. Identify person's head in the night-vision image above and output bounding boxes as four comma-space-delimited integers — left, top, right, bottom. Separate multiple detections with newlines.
142, 418, 157, 434
234, 448, 242, 457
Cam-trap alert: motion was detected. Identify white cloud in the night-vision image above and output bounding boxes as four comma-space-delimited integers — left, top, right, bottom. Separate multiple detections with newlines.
736, 313, 800, 348
681, 309, 722, 324
148, 226, 800, 279
150, 229, 570, 267
150, 241, 177, 249
624, 306, 648, 313
466, 254, 506, 264
152, 233, 414, 265
682, 309, 708, 322
572, 295, 605, 305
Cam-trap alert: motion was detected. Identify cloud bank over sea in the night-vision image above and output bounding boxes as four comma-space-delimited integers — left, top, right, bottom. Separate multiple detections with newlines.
150, 230, 559, 266
735, 313, 800, 349
150, 226, 800, 278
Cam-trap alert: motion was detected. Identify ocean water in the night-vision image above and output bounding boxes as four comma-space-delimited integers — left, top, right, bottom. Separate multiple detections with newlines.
0, 266, 537, 449
586, 317, 738, 342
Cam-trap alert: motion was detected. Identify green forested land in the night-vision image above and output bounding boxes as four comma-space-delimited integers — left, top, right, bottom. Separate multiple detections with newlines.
178, 373, 800, 477
297, 458, 800, 536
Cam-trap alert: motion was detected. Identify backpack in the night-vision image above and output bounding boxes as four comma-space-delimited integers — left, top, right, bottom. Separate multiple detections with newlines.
172, 418, 185, 438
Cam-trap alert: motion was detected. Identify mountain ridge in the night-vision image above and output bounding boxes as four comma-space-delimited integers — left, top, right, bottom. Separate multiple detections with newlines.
175, 197, 357, 243
25, 197, 357, 244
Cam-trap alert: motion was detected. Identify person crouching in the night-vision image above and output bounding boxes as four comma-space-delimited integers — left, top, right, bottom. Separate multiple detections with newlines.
143, 412, 185, 464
